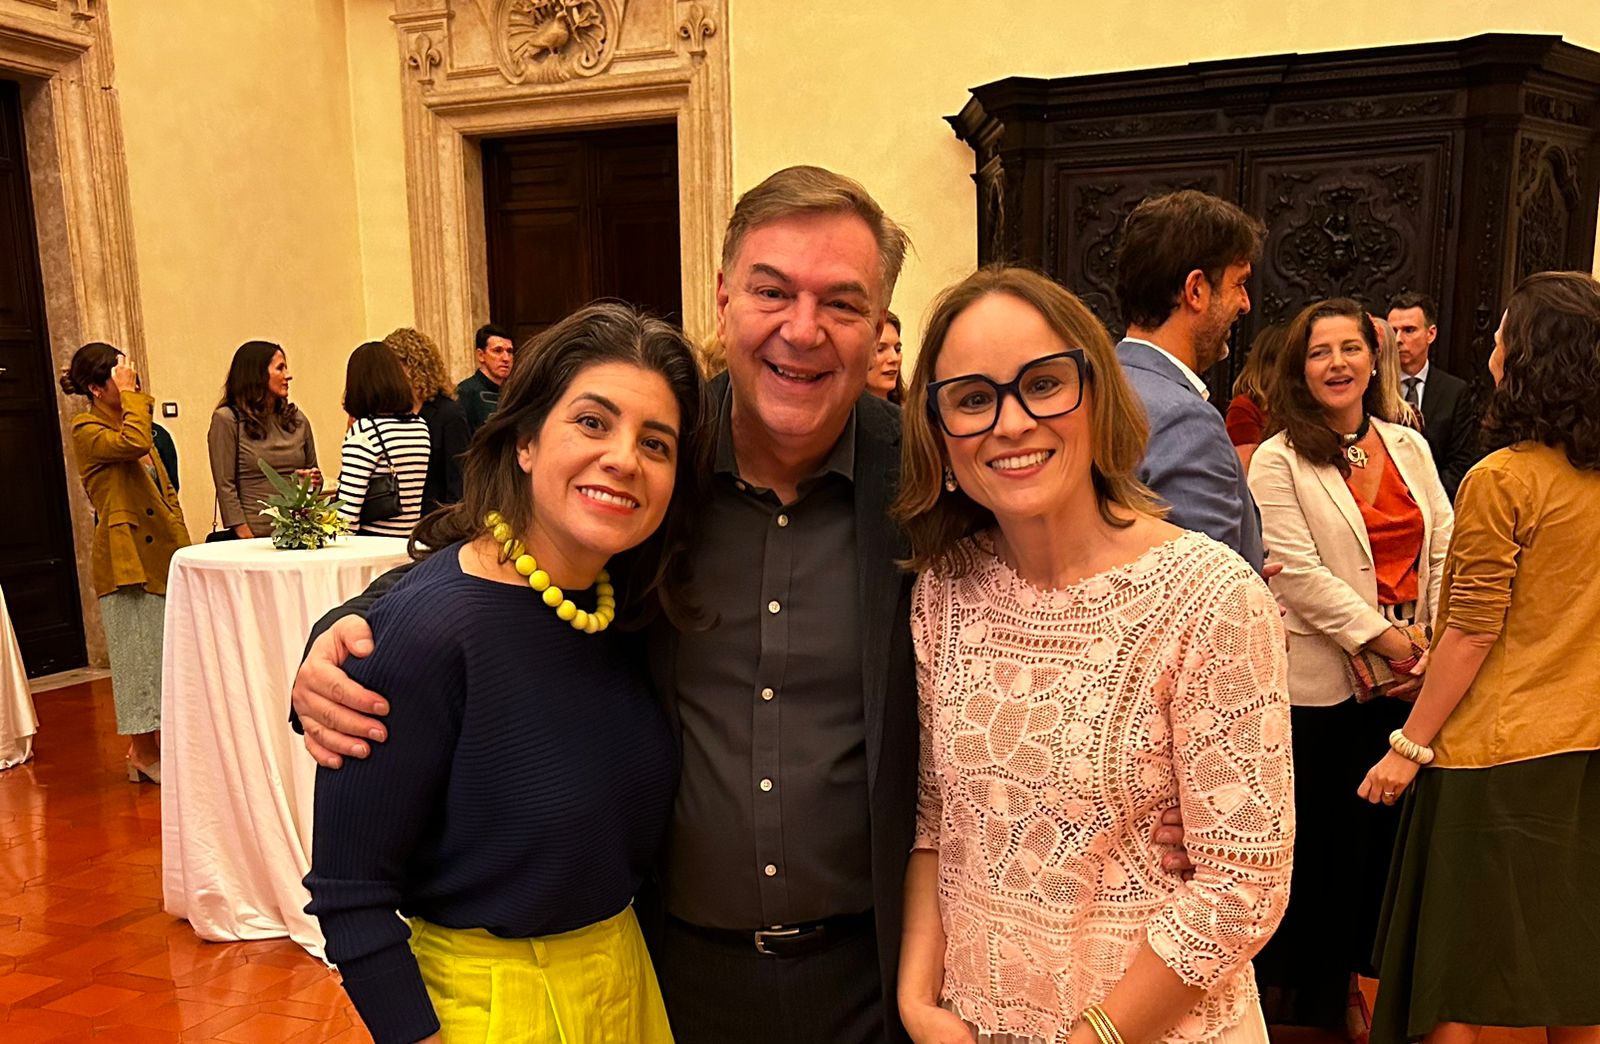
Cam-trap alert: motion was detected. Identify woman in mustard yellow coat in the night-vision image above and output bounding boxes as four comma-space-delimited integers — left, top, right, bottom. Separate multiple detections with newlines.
60, 342, 189, 783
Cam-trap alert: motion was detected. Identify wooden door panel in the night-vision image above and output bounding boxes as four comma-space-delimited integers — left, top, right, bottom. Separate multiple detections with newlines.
498, 209, 587, 343
483, 124, 682, 343
1244, 141, 1451, 330
0, 78, 83, 676
493, 141, 583, 205
597, 206, 681, 323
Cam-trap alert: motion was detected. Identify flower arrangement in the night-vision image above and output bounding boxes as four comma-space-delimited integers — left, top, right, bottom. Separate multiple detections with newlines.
258, 461, 351, 550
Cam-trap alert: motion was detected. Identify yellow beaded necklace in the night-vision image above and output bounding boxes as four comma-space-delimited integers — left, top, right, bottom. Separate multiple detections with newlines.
484, 511, 615, 634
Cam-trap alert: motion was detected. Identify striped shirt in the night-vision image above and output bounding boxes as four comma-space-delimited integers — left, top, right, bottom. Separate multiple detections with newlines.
336, 415, 431, 537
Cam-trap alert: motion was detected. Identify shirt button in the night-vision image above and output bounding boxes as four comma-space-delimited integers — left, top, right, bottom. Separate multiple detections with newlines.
767, 600, 781, 614
764, 864, 777, 877
759, 778, 773, 792
776, 514, 789, 527
735, 481, 747, 491
760, 687, 775, 701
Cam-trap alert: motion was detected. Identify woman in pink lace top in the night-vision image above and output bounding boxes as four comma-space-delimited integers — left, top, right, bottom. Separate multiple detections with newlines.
892, 268, 1293, 1044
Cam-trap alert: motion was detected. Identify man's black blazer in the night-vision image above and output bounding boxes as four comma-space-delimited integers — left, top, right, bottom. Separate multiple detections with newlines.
1419, 364, 1481, 501
643, 375, 918, 1043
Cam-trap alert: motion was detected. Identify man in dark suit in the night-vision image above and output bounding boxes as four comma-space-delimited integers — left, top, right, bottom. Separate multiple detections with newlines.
1112, 190, 1266, 571
1387, 291, 1481, 499
291, 167, 919, 1044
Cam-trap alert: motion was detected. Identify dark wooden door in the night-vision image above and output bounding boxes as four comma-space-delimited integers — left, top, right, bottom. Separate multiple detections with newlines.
482, 123, 681, 345
0, 78, 85, 677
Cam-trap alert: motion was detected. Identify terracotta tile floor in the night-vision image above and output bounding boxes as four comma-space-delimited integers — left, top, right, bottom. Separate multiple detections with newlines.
0, 679, 365, 1042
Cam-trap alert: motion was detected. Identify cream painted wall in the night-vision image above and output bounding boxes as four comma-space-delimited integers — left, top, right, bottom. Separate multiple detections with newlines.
344, 0, 415, 335
727, 1, 1600, 356
103, 0, 1600, 544
115, 0, 412, 538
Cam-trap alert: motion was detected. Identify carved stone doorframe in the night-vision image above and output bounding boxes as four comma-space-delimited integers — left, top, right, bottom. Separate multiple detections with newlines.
391, 0, 731, 370
0, 0, 147, 667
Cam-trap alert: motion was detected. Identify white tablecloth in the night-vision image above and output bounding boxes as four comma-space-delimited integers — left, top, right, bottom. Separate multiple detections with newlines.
0, 583, 38, 770
160, 536, 410, 957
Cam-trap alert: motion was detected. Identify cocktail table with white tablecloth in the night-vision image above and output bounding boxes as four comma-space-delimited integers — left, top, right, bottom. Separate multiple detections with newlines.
160, 536, 411, 958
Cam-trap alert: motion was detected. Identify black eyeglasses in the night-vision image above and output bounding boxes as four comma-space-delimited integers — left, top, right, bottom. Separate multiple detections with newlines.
924, 350, 1090, 438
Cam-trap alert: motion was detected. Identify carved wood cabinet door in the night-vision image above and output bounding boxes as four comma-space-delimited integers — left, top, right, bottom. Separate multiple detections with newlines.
1054, 158, 1238, 336
952, 34, 1600, 401
1245, 139, 1455, 338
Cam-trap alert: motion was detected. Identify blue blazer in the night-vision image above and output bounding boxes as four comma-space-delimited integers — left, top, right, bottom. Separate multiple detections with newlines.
1117, 339, 1264, 571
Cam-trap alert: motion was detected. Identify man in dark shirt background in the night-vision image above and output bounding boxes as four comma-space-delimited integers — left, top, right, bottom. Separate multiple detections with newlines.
454, 322, 514, 435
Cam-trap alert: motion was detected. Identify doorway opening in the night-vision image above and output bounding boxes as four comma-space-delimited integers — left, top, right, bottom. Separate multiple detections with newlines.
481, 122, 682, 345
0, 77, 85, 677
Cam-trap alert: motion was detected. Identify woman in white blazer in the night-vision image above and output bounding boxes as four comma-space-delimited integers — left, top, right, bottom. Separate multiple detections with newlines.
1247, 299, 1453, 1040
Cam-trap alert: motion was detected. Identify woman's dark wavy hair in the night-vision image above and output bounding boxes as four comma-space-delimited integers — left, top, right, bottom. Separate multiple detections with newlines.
1483, 270, 1600, 470
1271, 297, 1391, 476
411, 301, 710, 630
220, 340, 303, 440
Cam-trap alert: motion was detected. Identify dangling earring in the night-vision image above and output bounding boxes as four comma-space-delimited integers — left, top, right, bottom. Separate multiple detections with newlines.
943, 466, 957, 493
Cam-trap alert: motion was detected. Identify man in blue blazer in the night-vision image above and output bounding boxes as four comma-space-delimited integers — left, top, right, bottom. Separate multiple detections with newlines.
1112, 190, 1266, 572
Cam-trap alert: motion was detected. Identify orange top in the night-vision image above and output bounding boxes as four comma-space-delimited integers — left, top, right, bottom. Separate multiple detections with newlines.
1346, 458, 1423, 605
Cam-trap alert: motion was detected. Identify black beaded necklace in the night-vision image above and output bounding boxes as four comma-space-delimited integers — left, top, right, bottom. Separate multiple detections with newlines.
1339, 414, 1373, 468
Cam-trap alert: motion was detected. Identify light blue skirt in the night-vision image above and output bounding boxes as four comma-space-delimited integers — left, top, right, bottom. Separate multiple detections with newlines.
99, 585, 163, 735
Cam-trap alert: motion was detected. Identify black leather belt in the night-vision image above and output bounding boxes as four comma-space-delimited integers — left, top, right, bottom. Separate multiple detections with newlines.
669, 910, 874, 957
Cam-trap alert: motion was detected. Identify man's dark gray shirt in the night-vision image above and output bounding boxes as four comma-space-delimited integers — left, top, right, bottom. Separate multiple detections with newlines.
664, 387, 873, 929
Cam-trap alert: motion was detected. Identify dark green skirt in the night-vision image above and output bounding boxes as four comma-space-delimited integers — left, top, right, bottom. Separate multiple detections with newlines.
1371, 748, 1600, 1042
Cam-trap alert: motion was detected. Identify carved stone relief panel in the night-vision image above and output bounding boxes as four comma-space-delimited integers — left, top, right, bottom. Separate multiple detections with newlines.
1053, 159, 1236, 335
1246, 143, 1449, 330
398, 0, 704, 92
485, 0, 622, 83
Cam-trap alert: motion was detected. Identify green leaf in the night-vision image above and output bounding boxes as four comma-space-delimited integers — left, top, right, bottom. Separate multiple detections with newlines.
259, 459, 301, 500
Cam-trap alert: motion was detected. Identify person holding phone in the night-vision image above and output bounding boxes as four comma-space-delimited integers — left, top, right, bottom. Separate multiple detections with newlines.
59, 343, 190, 783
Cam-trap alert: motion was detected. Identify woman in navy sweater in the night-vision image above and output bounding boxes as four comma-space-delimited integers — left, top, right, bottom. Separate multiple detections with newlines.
305, 303, 708, 1044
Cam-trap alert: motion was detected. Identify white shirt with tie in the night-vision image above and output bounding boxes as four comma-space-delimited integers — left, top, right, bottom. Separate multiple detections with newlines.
1402, 360, 1430, 409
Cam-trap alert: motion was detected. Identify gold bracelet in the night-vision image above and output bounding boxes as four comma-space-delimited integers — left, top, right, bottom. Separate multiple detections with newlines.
1082, 1005, 1126, 1044
1388, 728, 1435, 765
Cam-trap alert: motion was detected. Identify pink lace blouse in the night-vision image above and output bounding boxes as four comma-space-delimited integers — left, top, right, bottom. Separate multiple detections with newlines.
913, 531, 1294, 1043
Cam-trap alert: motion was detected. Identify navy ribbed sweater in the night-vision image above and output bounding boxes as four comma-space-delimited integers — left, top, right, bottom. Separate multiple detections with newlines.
303, 543, 677, 1044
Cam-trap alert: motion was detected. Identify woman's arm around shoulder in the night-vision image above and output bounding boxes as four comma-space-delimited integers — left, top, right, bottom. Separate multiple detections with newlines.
1149, 550, 1294, 988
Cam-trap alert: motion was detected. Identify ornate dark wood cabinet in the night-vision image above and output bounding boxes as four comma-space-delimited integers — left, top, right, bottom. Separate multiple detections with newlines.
948, 34, 1600, 401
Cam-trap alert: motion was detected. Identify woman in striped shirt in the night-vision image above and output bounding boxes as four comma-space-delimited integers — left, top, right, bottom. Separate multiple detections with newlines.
337, 342, 432, 537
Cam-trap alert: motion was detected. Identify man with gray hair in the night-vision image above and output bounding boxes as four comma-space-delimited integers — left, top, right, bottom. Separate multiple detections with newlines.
294, 166, 919, 1043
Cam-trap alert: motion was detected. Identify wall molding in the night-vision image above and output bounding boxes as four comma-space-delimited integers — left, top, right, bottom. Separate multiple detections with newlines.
391, 0, 731, 372
1, 0, 146, 667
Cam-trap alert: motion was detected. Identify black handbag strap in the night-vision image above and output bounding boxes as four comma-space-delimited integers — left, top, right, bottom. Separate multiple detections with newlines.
366, 417, 397, 474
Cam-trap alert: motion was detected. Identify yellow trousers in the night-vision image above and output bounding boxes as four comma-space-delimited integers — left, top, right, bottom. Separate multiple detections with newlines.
410, 906, 674, 1043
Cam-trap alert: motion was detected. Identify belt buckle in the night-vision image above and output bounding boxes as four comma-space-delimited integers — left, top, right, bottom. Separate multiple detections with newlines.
753, 925, 802, 955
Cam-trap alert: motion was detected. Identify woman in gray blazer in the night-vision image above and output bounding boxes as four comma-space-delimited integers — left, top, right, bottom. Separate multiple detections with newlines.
1247, 299, 1452, 1039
